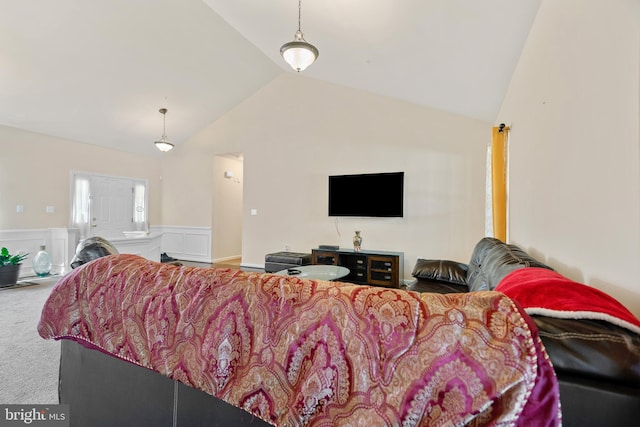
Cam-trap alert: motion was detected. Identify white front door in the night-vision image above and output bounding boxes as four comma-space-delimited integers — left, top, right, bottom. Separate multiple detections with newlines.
90, 176, 134, 237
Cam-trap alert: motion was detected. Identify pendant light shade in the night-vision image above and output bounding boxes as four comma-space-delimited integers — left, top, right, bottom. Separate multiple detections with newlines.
154, 108, 174, 152
155, 140, 174, 152
280, 0, 318, 72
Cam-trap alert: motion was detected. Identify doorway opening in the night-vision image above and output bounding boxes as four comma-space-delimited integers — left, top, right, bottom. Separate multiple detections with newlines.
212, 153, 243, 264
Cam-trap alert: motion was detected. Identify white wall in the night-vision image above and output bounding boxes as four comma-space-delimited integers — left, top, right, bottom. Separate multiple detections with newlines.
498, 0, 640, 316
187, 74, 490, 278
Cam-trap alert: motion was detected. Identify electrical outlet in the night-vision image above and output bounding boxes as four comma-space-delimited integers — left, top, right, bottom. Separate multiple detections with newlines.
284, 245, 290, 252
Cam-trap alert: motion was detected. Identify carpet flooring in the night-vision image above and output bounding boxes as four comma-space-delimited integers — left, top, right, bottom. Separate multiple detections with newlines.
0, 276, 60, 404
0, 259, 252, 405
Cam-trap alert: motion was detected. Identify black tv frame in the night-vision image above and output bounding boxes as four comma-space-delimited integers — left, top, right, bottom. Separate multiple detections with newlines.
328, 172, 404, 218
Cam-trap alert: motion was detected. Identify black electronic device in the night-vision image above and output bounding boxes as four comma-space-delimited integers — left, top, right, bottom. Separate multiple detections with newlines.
328, 172, 404, 217
319, 244, 339, 250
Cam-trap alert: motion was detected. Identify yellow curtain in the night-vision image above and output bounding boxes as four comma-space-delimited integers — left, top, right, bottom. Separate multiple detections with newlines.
491, 125, 509, 242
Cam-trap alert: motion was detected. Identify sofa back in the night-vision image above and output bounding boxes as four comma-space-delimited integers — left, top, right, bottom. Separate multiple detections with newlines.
467, 237, 554, 291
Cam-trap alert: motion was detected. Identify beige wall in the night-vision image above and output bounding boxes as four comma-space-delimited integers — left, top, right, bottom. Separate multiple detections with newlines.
6, 0, 636, 319
2, 75, 490, 280
0, 125, 162, 230
187, 74, 490, 277
498, 0, 640, 316
158, 150, 212, 227
153, 149, 240, 261
7, 0, 638, 319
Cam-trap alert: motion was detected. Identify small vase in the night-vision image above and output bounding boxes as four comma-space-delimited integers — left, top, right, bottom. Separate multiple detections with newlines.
33, 245, 52, 277
353, 231, 362, 252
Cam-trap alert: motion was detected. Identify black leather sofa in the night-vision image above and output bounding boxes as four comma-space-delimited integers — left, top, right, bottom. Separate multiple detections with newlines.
59, 339, 271, 427
407, 237, 640, 427
57, 237, 639, 426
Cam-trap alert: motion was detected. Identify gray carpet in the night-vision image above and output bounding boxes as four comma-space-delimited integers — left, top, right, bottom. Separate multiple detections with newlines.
0, 277, 60, 404
0, 262, 255, 406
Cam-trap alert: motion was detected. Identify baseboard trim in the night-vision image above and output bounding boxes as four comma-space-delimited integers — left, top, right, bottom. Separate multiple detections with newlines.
240, 262, 264, 271
212, 255, 241, 264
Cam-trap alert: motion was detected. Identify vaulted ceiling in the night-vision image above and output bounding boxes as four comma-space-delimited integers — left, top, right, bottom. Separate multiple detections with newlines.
0, 0, 540, 156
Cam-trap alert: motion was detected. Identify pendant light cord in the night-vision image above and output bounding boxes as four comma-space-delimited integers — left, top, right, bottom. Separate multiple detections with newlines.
154, 107, 174, 151
297, 0, 302, 32
162, 113, 167, 139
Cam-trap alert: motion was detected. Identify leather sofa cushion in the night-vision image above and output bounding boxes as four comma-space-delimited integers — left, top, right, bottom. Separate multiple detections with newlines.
411, 259, 468, 286
406, 278, 469, 294
533, 316, 640, 389
467, 237, 553, 291
70, 236, 119, 269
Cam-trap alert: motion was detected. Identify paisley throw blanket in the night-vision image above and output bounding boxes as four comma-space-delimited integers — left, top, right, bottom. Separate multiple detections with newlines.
38, 255, 559, 426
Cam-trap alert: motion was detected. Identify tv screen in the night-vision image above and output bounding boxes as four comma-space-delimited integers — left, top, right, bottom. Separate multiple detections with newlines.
328, 172, 404, 217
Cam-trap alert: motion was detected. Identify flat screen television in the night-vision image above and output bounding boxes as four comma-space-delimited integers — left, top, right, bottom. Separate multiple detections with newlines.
328, 172, 404, 217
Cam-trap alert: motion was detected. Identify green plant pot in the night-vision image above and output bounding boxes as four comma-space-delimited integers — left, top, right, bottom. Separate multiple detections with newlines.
0, 264, 21, 287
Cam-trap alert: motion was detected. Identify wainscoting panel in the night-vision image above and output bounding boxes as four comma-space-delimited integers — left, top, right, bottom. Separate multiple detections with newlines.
152, 226, 212, 263
1, 226, 211, 278
109, 234, 162, 262
50, 228, 79, 276
0, 228, 79, 278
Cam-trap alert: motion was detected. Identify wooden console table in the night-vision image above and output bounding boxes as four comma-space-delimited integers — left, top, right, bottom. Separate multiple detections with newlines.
311, 248, 404, 288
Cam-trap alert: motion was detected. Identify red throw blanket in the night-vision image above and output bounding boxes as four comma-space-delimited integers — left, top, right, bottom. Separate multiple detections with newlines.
496, 268, 640, 336
39, 255, 560, 426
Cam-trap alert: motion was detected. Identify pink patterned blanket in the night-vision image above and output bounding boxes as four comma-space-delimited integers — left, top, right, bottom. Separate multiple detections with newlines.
38, 255, 559, 426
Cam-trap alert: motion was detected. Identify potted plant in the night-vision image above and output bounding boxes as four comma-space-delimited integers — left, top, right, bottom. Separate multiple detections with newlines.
0, 246, 29, 287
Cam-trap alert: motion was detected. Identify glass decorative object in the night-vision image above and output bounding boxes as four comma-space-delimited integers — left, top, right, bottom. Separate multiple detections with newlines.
353, 231, 362, 252
33, 245, 52, 277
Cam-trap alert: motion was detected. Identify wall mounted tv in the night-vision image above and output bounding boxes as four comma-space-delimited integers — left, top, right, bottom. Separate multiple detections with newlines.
328, 172, 404, 217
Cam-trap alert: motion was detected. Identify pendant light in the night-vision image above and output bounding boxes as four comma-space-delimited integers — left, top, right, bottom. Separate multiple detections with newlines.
280, 0, 318, 72
154, 108, 174, 152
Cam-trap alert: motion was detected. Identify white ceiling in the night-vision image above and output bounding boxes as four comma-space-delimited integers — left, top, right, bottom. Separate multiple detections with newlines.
0, 0, 540, 156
